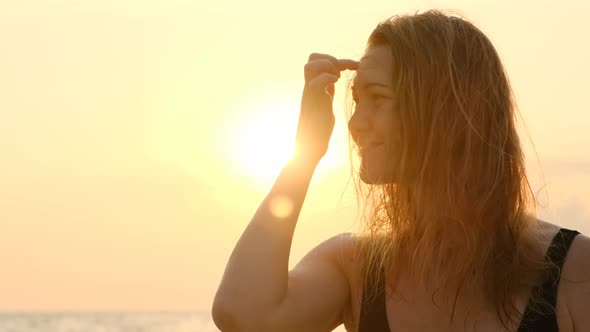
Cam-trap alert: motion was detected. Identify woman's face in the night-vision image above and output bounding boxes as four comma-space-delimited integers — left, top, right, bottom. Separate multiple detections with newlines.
348, 46, 400, 184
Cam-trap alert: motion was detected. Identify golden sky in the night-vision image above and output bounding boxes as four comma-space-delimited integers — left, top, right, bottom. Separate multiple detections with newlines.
0, 0, 589, 312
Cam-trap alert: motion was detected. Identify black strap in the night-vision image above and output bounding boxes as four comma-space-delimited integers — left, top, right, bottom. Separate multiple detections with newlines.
517, 228, 580, 331
358, 228, 580, 332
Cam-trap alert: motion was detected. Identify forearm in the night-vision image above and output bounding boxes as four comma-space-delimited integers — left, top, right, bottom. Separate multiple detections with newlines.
212, 156, 319, 328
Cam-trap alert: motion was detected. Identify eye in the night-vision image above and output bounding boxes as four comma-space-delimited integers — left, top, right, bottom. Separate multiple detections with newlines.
352, 92, 390, 106
371, 93, 390, 105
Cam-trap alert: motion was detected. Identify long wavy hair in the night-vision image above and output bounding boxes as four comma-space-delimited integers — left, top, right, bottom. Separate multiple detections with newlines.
343, 9, 554, 330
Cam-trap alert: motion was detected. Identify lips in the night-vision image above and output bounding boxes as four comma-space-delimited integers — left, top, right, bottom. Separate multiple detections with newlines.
360, 142, 384, 152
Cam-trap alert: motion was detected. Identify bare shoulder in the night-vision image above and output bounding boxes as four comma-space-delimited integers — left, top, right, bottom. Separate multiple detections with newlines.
308, 232, 356, 255
319, 232, 365, 331
314, 232, 359, 271
264, 233, 361, 332
292, 232, 359, 286
311, 231, 366, 295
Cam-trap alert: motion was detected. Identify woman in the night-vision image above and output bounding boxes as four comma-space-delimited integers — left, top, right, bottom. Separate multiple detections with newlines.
212, 10, 589, 332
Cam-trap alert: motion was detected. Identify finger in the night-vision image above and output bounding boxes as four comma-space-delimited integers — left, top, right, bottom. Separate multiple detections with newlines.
308, 72, 339, 93
304, 59, 340, 82
326, 83, 335, 98
308, 52, 339, 63
337, 59, 359, 71
308, 53, 342, 74
309, 53, 359, 72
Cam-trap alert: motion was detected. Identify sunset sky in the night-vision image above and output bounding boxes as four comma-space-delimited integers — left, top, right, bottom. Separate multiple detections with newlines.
0, 0, 589, 312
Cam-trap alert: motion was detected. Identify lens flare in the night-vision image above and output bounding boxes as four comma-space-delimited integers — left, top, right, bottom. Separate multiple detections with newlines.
269, 195, 294, 219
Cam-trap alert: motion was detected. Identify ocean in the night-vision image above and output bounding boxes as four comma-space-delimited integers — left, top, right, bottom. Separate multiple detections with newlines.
0, 312, 217, 332
0, 312, 348, 331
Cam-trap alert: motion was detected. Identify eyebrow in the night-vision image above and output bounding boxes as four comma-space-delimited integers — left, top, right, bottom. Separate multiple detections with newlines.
351, 82, 390, 92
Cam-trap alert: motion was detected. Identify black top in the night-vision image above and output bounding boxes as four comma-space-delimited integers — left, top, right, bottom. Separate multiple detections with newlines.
358, 228, 580, 332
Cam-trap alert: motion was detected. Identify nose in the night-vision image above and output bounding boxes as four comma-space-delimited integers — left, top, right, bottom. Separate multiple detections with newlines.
348, 107, 371, 146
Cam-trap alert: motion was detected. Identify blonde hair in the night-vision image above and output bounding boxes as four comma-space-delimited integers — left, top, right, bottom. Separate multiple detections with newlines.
344, 9, 554, 330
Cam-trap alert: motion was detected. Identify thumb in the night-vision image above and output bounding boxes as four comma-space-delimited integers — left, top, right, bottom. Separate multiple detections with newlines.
308, 73, 339, 92
326, 83, 335, 98
308, 73, 339, 97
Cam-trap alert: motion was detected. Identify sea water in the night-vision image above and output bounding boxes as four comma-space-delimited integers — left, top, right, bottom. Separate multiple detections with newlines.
0, 312, 347, 331
0, 312, 216, 332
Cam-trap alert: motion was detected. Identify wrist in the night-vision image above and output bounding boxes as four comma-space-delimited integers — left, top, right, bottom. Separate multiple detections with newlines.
287, 152, 321, 172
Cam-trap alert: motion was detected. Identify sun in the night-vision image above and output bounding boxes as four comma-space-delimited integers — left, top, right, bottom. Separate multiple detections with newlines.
224, 91, 346, 182
226, 94, 298, 180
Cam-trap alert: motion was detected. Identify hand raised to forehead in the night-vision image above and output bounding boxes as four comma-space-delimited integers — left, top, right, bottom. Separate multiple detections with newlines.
294, 53, 358, 164
304, 53, 359, 82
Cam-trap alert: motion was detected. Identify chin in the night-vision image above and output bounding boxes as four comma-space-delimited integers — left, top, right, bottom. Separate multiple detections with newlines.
359, 173, 376, 184
359, 169, 395, 185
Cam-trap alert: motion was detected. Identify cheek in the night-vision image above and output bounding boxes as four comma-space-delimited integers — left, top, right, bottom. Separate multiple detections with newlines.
377, 113, 402, 165
374, 110, 398, 142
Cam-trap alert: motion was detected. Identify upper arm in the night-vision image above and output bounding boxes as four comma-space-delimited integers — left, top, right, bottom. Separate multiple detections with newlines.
265, 232, 355, 332
562, 233, 590, 331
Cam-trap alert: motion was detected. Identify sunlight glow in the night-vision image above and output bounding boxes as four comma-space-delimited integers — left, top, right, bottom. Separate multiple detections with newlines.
269, 195, 295, 219
225, 89, 349, 182
227, 94, 298, 180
